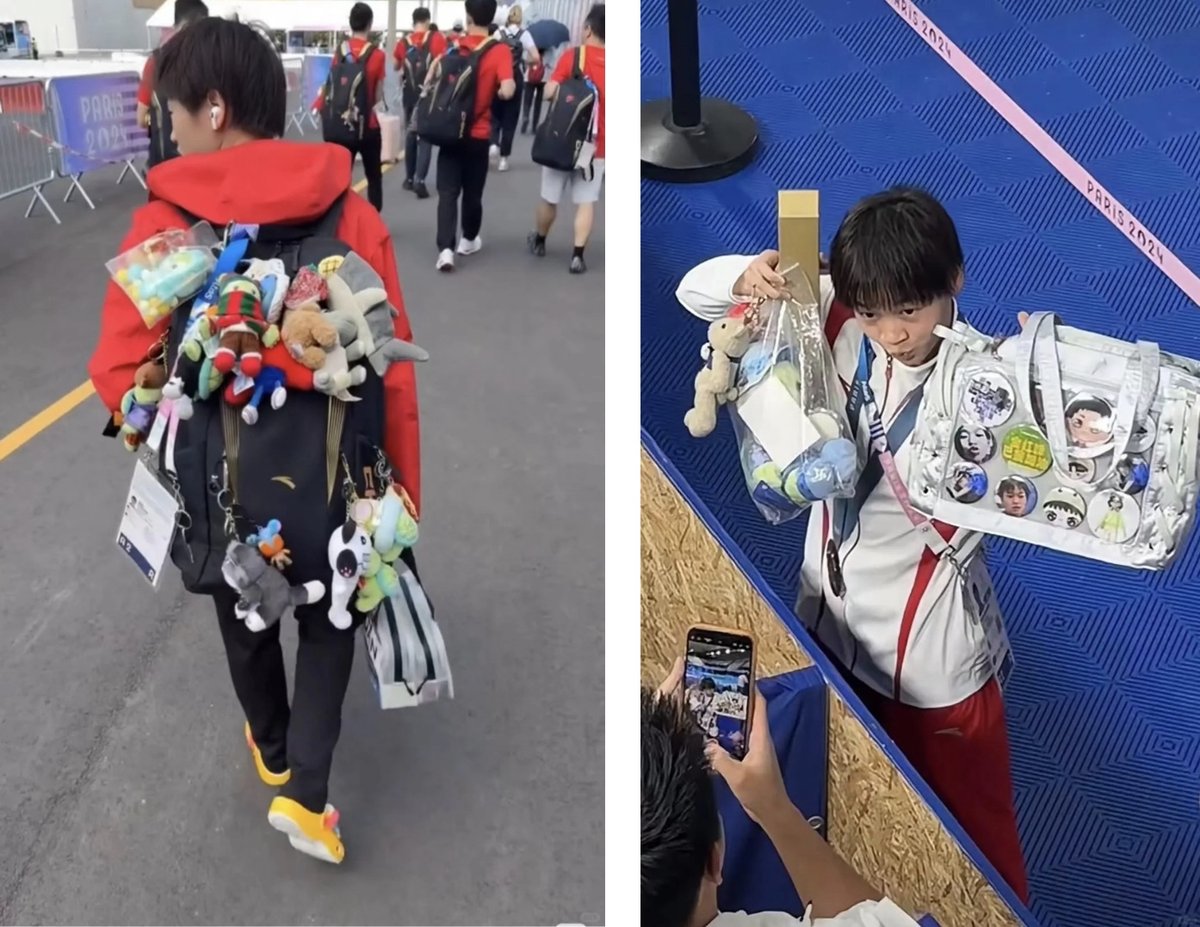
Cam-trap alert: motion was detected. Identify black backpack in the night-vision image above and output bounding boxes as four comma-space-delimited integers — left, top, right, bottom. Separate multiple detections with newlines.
401, 34, 433, 109
415, 37, 498, 147
531, 47, 598, 173
504, 27, 526, 75
160, 195, 396, 599
322, 40, 377, 144
147, 48, 178, 170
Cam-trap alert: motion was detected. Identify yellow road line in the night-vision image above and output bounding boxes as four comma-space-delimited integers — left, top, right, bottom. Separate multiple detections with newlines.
0, 380, 96, 463
0, 157, 401, 464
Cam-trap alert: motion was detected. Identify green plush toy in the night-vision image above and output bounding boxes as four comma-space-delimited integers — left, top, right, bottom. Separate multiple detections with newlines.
355, 549, 402, 612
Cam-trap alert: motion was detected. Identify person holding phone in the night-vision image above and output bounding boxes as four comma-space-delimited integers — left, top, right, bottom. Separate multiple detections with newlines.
644, 659, 920, 927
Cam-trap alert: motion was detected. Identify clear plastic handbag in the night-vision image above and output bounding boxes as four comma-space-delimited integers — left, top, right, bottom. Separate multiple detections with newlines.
908, 311, 1200, 569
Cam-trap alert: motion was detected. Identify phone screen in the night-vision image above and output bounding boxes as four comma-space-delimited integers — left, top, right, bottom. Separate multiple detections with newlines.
684, 627, 754, 760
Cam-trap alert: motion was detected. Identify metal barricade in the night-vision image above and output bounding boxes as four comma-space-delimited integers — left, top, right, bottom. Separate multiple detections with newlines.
45, 72, 149, 213
299, 54, 334, 136
0, 79, 63, 223
284, 56, 305, 135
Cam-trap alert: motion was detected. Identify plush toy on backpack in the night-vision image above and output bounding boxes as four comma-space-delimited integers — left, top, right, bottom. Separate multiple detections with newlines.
119, 357, 168, 451
199, 275, 281, 377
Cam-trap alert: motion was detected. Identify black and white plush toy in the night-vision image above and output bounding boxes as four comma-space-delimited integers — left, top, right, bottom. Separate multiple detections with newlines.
222, 540, 325, 632
327, 521, 372, 629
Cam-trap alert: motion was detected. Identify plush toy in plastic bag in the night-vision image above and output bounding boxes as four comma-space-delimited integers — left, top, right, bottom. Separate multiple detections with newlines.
726, 272, 860, 524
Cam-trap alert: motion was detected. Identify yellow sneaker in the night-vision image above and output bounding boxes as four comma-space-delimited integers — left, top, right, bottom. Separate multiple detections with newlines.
244, 722, 291, 787
267, 796, 345, 864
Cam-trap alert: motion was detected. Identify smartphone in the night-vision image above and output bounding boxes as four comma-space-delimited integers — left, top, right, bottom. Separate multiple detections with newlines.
684, 625, 756, 760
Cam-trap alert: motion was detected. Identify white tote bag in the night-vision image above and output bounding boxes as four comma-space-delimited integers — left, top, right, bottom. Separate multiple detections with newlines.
908, 311, 1200, 569
362, 565, 454, 708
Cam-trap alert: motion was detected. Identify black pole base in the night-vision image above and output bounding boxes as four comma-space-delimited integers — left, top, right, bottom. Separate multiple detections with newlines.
641, 97, 759, 184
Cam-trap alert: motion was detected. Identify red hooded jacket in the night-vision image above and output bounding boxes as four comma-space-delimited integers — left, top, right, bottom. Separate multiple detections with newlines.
87, 140, 421, 511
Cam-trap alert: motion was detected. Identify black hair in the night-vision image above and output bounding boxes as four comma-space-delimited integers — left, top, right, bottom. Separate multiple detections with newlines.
465, 0, 497, 28
585, 3, 605, 41
174, 0, 209, 26
487, 22, 499, 34
698, 676, 715, 691
349, 1, 374, 32
998, 478, 1027, 497
1066, 396, 1111, 418
413, 6, 432, 24
642, 688, 721, 927
156, 16, 285, 140
830, 186, 964, 313
429, 22, 440, 31
1045, 499, 1082, 515
1108, 494, 1124, 510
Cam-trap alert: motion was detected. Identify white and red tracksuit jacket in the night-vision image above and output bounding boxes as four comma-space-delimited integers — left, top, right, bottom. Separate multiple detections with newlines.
677, 255, 999, 709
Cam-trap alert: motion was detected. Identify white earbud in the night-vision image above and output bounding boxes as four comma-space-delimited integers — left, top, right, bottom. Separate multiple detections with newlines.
210, 106, 220, 130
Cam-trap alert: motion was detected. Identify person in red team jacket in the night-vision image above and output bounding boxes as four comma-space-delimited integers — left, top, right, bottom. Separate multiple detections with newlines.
88, 17, 420, 864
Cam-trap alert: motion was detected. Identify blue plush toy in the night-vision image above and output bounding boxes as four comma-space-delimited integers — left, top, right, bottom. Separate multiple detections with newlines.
781, 437, 859, 504
241, 366, 288, 425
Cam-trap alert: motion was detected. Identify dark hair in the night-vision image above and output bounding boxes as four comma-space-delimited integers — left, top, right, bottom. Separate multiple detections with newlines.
998, 477, 1027, 497
413, 6, 432, 24
487, 22, 499, 34
830, 186, 964, 313
429, 22, 440, 31
349, 1, 374, 32
1067, 396, 1111, 418
584, 3, 605, 41
156, 16, 285, 140
174, 0, 208, 26
642, 688, 721, 927
465, 0, 498, 27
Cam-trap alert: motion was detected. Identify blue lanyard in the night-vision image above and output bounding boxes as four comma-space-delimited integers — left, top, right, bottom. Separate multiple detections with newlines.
187, 224, 256, 328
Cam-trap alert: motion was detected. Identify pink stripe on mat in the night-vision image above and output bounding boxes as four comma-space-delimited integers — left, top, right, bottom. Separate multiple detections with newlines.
882, 0, 1200, 307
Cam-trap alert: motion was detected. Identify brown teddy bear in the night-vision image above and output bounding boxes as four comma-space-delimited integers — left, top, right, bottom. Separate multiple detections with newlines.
684, 313, 752, 438
119, 358, 168, 451
281, 302, 339, 370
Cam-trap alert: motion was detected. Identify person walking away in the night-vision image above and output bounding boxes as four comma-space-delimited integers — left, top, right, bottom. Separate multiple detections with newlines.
314, 2, 387, 212
673, 188, 1031, 902
394, 5, 446, 199
429, 0, 514, 272
528, 4, 604, 275
521, 45, 549, 134
490, 4, 540, 172
449, 21, 465, 46
88, 17, 422, 864
137, 0, 209, 171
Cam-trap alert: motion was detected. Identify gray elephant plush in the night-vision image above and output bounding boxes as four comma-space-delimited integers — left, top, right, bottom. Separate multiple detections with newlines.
221, 541, 326, 632
326, 251, 430, 377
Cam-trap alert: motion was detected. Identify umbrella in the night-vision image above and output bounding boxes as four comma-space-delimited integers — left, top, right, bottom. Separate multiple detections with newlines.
527, 18, 569, 50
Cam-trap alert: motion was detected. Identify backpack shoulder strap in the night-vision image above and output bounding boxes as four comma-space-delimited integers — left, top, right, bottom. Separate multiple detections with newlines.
574, 46, 585, 77
255, 192, 348, 246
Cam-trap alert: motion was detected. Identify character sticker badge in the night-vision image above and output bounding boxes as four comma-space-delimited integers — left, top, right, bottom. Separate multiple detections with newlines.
1066, 393, 1115, 455
1042, 487, 1086, 529
1110, 454, 1150, 496
1062, 455, 1097, 484
963, 372, 1016, 428
954, 425, 996, 464
946, 462, 988, 504
1087, 489, 1140, 544
995, 475, 1038, 518
1001, 424, 1052, 477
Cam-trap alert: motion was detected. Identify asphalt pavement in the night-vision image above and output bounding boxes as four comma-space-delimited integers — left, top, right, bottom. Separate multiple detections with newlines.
0, 132, 604, 926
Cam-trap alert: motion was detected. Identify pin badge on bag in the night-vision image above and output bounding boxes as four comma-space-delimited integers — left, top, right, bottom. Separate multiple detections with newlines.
995, 475, 1037, 518
953, 424, 996, 464
946, 461, 988, 504
963, 372, 1015, 428
1042, 487, 1086, 529
1066, 393, 1115, 455
1087, 489, 1140, 544
1001, 424, 1052, 477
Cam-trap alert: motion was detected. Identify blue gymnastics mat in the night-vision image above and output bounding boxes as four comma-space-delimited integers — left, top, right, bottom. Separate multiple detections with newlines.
641, 1, 1200, 925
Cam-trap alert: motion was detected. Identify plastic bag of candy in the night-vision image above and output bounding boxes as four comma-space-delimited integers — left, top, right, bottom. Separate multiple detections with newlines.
729, 273, 861, 524
107, 223, 220, 328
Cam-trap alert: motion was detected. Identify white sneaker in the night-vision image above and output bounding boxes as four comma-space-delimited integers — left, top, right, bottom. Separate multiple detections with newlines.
456, 236, 482, 256
436, 249, 455, 272
489, 144, 500, 159
498, 157, 510, 172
